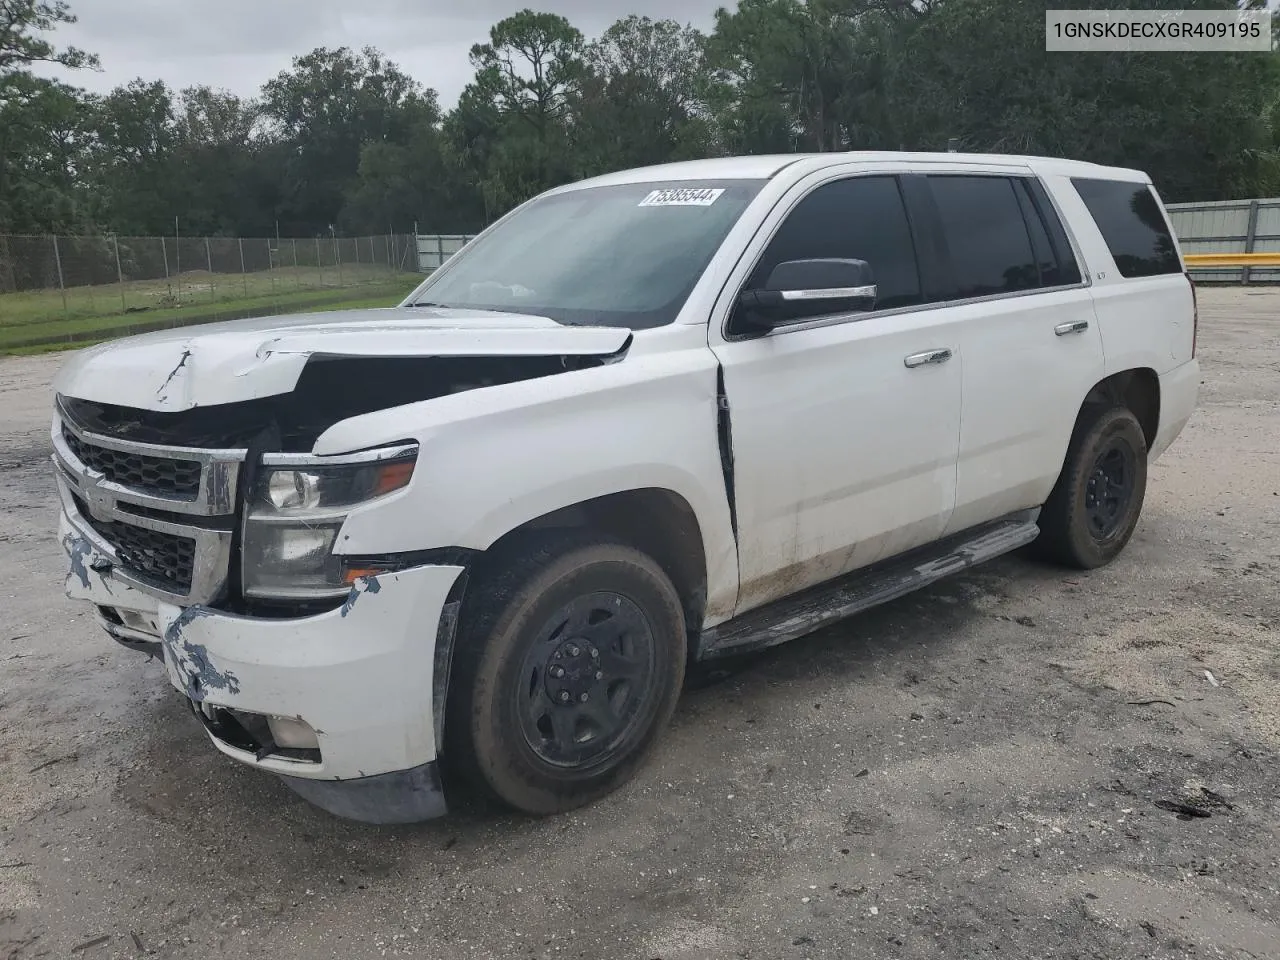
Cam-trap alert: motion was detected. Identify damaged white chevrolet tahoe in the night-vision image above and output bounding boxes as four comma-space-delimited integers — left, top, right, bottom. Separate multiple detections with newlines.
52, 153, 1199, 823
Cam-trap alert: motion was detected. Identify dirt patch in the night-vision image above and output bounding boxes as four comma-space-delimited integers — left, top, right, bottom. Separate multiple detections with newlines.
1063, 606, 1280, 744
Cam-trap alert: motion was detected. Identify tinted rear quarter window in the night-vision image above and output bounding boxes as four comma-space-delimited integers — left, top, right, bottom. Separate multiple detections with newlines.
927, 176, 1040, 298
1071, 178, 1181, 278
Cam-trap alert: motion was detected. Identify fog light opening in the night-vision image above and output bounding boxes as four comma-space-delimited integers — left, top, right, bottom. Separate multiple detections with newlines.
194, 704, 322, 764
267, 715, 321, 751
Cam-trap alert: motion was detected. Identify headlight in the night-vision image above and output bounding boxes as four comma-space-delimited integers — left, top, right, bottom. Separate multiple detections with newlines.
242, 443, 417, 600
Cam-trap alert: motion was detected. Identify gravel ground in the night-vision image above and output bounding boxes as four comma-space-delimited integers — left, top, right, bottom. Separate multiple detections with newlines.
1, 287, 1278, 960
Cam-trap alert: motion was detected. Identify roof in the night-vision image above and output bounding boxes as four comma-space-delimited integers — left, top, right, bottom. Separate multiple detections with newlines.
564, 155, 811, 189
555, 151, 1148, 191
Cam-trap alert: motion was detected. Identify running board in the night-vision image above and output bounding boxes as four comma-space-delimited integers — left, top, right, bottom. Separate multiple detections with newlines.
698, 513, 1041, 659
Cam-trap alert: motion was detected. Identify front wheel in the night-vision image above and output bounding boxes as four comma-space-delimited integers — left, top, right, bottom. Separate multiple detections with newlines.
1036, 406, 1149, 569
446, 533, 686, 815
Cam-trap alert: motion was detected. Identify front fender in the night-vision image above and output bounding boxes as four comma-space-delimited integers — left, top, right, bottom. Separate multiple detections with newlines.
317, 332, 740, 625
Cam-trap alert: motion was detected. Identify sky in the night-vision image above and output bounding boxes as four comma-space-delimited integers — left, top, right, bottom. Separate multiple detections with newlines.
42, 0, 727, 107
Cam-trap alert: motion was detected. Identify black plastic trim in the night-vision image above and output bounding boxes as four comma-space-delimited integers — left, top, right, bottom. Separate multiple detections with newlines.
342, 547, 480, 570
431, 570, 470, 751
1023, 176, 1084, 285
715, 365, 738, 540
898, 173, 954, 303
279, 761, 448, 824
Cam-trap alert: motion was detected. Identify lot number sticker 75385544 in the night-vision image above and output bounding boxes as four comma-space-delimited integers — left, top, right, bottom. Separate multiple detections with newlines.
638, 187, 725, 207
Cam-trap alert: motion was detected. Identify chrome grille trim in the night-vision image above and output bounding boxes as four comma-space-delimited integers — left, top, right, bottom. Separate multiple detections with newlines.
54, 398, 246, 518
60, 426, 203, 499
56, 472, 235, 605
52, 404, 246, 606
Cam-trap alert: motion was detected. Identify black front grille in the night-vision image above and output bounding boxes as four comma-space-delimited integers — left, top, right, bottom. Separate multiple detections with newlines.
76, 496, 196, 592
62, 426, 202, 500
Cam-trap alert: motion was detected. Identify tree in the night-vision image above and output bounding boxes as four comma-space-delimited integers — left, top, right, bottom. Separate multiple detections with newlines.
170, 87, 274, 235
453, 10, 584, 215
0, 0, 99, 232
4, 0, 1280, 239
0, 74, 92, 232
261, 46, 428, 234
0, 0, 97, 78
84, 79, 180, 233
468, 10, 584, 136
571, 16, 714, 176
705, 0, 861, 153
881, 0, 1280, 200
342, 92, 485, 234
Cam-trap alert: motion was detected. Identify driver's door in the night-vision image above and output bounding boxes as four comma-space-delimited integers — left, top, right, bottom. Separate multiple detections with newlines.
711, 173, 965, 614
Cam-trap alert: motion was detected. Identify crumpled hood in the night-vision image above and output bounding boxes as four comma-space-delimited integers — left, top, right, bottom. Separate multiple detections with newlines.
53, 307, 632, 413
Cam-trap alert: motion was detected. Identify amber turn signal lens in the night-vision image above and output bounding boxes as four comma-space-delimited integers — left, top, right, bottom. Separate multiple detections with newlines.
373, 460, 415, 496
342, 567, 383, 585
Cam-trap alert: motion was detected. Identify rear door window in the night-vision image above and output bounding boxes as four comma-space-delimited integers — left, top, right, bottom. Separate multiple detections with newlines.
926, 176, 1041, 298
1071, 178, 1181, 278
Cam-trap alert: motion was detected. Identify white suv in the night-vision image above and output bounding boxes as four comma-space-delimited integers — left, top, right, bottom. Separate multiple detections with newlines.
51, 152, 1200, 822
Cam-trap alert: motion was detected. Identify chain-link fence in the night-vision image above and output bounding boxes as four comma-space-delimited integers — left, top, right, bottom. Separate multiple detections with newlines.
0, 233, 424, 350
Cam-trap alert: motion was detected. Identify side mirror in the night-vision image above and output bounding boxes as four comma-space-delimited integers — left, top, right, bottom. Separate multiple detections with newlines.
736, 258, 878, 331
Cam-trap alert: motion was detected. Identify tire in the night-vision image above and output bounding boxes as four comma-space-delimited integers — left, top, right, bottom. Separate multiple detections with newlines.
1036, 406, 1149, 569
445, 532, 686, 815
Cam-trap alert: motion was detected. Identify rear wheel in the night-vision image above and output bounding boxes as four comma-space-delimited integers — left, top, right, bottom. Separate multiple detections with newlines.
1036, 406, 1148, 569
446, 533, 686, 815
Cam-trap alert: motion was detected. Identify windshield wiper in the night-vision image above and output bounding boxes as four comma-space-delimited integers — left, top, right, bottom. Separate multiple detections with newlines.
406, 301, 450, 308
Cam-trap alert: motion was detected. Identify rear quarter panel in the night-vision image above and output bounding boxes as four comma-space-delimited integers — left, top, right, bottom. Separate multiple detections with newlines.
1043, 173, 1195, 378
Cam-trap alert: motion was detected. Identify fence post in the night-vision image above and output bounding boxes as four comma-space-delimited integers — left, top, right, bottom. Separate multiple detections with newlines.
315, 237, 324, 287
113, 236, 126, 312
238, 237, 249, 297
0, 235, 10, 293
51, 235, 68, 319
1242, 199, 1261, 286
267, 239, 276, 300
335, 235, 344, 286
175, 221, 181, 304
161, 236, 172, 298
437, 236, 444, 274
292, 239, 301, 290
205, 237, 216, 302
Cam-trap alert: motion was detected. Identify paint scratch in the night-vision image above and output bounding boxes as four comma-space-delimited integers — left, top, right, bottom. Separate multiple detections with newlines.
340, 576, 381, 618
62, 534, 93, 589
155, 347, 193, 400
163, 606, 238, 702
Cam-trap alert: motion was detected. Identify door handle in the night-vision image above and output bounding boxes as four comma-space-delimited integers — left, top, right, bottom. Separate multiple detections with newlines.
904, 348, 953, 368
1055, 320, 1090, 336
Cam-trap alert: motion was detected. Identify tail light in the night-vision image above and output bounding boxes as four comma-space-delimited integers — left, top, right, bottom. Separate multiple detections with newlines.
1185, 271, 1198, 359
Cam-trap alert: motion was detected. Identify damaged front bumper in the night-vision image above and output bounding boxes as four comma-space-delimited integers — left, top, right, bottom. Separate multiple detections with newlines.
60, 510, 464, 824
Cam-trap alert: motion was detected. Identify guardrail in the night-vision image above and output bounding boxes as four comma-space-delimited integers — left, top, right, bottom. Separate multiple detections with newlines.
1182, 252, 1280, 267
1168, 198, 1279, 283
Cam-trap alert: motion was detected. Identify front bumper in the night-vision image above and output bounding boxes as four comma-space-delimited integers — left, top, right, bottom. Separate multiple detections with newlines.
60, 509, 464, 823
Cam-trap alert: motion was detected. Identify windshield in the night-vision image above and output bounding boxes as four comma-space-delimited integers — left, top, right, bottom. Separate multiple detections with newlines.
409, 179, 766, 328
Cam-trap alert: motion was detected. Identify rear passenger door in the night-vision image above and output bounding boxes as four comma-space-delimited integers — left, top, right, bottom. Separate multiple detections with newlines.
917, 173, 1106, 535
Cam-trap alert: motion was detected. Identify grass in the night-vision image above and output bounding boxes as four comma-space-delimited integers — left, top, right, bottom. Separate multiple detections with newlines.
0, 265, 423, 353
